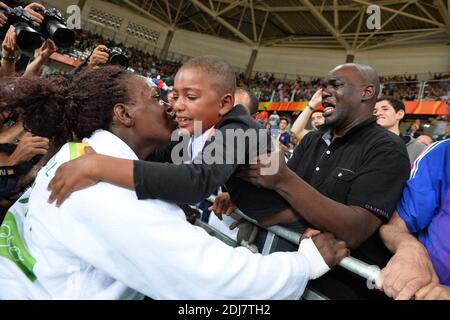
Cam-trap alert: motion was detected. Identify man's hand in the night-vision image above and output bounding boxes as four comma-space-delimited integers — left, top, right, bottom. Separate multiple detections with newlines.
24, 3, 45, 26
208, 192, 236, 220
39, 39, 57, 60
2, 25, 16, 59
48, 146, 99, 207
0, 2, 9, 28
238, 141, 290, 190
415, 283, 450, 300
88, 45, 109, 67
5, 133, 49, 166
378, 242, 438, 300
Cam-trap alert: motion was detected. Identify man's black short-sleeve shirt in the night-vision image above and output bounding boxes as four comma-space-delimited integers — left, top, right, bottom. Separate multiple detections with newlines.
287, 117, 410, 299
288, 117, 410, 223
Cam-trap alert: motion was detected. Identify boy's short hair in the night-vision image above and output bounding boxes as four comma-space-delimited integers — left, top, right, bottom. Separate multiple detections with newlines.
181, 56, 236, 96
377, 96, 405, 113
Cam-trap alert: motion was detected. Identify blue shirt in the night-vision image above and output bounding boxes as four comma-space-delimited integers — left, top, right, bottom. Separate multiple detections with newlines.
397, 140, 450, 285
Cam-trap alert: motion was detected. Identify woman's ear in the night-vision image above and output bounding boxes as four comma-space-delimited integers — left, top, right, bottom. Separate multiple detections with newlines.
113, 103, 134, 128
218, 93, 235, 117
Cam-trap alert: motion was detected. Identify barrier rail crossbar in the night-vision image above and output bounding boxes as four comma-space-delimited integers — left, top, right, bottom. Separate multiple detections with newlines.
204, 195, 381, 288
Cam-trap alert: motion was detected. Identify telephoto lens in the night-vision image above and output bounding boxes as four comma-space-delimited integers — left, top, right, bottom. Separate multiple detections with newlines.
39, 8, 75, 48
107, 47, 129, 69
0, 6, 42, 52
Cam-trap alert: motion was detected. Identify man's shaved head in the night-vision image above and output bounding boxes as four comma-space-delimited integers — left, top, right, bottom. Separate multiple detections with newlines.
332, 63, 380, 102
180, 55, 236, 97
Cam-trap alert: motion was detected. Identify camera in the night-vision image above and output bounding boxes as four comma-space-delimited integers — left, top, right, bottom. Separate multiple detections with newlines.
102, 47, 129, 68
36, 8, 75, 48
0, 6, 75, 53
0, 6, 42, 52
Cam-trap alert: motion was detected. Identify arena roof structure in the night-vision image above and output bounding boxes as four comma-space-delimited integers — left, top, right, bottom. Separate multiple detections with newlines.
107, 0, 450, 52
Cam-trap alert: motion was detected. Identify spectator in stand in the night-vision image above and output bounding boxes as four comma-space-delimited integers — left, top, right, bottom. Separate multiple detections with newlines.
268, 110, 280, 129
374, 97, 426, 163
256, 109, 268, 128
290, 89, 324, 140
277, 117, 291, 148
407, 124, 421, 139
264, 122, 272, 137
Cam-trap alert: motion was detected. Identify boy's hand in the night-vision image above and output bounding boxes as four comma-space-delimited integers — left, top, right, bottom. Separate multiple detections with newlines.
208, 192, 236, 220
48, 146, 99, 207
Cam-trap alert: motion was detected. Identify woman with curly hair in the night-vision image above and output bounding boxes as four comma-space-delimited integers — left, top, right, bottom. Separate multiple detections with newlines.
0, 65, 346, 300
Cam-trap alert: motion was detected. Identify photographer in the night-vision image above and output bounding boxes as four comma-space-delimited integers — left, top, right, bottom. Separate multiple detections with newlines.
70, 44, 128, 75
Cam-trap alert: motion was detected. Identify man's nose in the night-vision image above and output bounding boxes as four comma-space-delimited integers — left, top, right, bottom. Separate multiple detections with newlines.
322, 88, 331, 99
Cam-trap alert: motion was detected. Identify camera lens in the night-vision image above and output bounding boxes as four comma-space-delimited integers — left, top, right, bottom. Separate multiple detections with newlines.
46, 20, 75, 48
109, 54, 129, 68
14, 22, 42, 51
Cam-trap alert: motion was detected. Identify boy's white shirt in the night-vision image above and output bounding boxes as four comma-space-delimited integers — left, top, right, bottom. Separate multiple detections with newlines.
0, 129, 310, 300
188, 127, 215, 161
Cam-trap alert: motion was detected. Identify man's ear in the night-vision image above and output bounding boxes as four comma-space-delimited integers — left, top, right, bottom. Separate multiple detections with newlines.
113, 103, 134, 128
218, 93, 234, 117
396, 109, 405, 121
362, 84, 375, 101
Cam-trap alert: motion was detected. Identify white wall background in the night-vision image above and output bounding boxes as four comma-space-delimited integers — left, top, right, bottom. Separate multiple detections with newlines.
41, 0, 450, 77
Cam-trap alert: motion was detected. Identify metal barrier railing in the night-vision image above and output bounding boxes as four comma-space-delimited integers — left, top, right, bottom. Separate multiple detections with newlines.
204, 195, 381, 287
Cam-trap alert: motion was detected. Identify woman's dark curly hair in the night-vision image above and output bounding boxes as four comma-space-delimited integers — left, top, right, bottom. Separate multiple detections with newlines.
0, 66, 135, 149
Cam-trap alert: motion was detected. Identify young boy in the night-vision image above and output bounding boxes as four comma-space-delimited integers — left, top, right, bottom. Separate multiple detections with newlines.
48, 56, 303, 229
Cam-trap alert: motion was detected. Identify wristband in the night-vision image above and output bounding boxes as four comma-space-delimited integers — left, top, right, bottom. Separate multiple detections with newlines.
298, 237, 330, 280
2, 55, 16, 63
307, 104, 315, 111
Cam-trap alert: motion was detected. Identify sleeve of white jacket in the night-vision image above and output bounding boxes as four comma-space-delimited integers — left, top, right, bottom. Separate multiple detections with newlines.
58, 183, 310, 300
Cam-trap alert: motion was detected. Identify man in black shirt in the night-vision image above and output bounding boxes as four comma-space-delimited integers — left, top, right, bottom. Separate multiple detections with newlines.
240, 63, 410, 299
